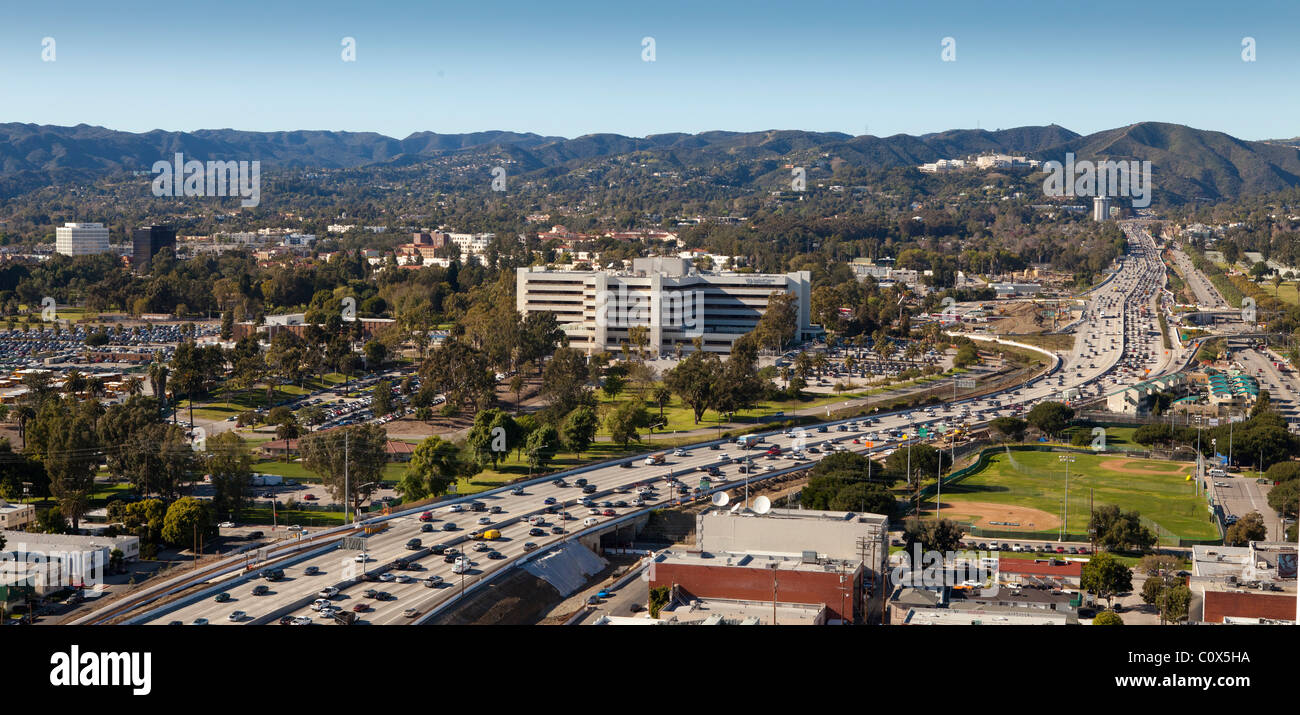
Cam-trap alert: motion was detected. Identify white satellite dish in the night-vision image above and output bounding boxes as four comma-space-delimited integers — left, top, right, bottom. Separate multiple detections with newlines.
752, 496, 771, 515
711, 492, 730, 507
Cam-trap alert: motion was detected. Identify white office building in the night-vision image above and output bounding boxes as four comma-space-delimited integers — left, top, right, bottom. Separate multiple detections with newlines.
516, 258, 819, 355
55, 222, 111, 256
1093, 196, 1112, 222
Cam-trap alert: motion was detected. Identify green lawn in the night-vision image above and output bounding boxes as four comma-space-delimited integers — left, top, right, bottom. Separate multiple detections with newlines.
596, 369, 971, 437
1061, 425, 1140, 449
938, 450, 1218, 541
240, 507, 347, 527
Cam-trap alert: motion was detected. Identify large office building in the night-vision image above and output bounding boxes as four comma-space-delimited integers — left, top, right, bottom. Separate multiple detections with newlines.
1093, 196, 1112, 222
54, 222, 111, 256
516, 258, 819, 355
132, 225, 176, 271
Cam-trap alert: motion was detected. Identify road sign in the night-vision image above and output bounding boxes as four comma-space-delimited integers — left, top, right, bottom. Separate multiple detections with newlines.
956, 378, 976, 389
342, 536, 367, 550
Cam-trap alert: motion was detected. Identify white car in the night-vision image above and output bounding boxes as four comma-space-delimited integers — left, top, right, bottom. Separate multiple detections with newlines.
217, 521, 235, 528
395, 574, 412, 584
378, 572, 396, 582
311, 598, 331, 611
318, 586, 340, 598
447, 504, 464, 513
673, 449, 688, 457
227, 610, 246, 622
292, 616, 313, 626
353, 553, 369, 563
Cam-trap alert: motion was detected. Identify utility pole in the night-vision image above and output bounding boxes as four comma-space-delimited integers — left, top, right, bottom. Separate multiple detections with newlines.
1058, 455, 1075, 541
344, 430, 350, 526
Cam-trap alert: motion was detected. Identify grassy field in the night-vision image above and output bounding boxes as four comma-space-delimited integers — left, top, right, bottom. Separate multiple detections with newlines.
1061, 425, 1141, 450
936, 450, 1218, 541
595, 368, 972, 437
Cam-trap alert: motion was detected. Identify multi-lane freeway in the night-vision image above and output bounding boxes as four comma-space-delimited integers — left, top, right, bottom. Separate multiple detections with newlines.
96, 225, 1175, 626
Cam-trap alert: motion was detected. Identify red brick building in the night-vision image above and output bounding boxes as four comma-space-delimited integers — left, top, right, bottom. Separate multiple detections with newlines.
1201, 590, 1297, 623
649, 551, 863, 624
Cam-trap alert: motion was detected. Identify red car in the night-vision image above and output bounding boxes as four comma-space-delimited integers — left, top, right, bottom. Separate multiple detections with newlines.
602, 509, 616, 516
352, 603, 370, 612
1055, 546, 1066, 554
303, 494, 317, 501
419, 511, 433, 522
765, 446, 781, 456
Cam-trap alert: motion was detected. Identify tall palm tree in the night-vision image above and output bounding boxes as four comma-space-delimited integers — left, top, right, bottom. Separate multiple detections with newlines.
148, 362, 169, 417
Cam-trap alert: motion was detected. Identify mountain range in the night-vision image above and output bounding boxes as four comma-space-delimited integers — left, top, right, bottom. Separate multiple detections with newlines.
2, 121, 1299, 203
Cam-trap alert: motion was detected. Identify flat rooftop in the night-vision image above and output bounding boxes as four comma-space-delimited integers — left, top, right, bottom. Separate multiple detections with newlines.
703, 507, 888, 528
661, 597, 827, 625
903, 607, 1071, 625
656, 549, 861, 574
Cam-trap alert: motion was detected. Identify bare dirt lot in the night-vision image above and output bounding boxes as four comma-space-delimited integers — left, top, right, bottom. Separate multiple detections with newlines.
923, 500, 1062, 531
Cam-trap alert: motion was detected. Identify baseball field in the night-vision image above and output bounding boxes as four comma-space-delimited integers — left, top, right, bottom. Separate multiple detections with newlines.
924, 450, 1219, 541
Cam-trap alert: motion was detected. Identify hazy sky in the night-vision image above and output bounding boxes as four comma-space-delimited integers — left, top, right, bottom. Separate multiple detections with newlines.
1, 0, 1295, 140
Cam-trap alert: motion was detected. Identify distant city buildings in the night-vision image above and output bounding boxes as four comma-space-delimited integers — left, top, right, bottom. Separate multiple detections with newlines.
919, 154, 1039, 174
55, 222, 111, 256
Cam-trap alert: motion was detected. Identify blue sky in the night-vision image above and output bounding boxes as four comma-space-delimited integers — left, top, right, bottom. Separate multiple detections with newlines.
0, 0, 1296, 140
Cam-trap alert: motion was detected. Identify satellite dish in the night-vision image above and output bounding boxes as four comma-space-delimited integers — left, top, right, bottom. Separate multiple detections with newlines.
711, 492, 730, 507
753, 496, 771, 515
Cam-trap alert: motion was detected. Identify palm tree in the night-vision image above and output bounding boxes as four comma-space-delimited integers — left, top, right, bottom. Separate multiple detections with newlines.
652, 385, 672, 420
125, 375, 144, 396
149, 362, 169, 417
812, 352, 828, 378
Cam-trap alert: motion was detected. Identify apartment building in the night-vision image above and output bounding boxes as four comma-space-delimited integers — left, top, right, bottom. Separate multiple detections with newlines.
516, 258, 818, 355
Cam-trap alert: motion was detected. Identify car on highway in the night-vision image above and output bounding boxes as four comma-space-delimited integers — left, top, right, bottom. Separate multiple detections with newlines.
523, 542, 540, 552
421, 523, 433, 533
441, 522, 457, 531
304, 565, 320, 575
379, 572, 396, 582
423, 575, 445, 588
529, 527, 546, 536
353, 552, 369, 563
252, 585, 270, 596
214, 592, 231, 602
352, 603, 370, 612
488, 550, 504, 559
318, 586, 340, 598
403, 608, 420, 618
190, 618, 209, 626
228, 611, 246, 622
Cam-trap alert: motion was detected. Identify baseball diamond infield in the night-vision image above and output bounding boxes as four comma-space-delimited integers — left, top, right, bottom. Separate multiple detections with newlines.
927, 450, 1218, 541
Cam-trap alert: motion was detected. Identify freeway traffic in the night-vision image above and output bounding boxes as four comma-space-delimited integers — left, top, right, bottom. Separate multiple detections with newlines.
114, 228, 1172, 626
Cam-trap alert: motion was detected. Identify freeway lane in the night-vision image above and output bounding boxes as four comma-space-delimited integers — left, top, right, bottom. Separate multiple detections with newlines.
129, 225, 1167, 626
